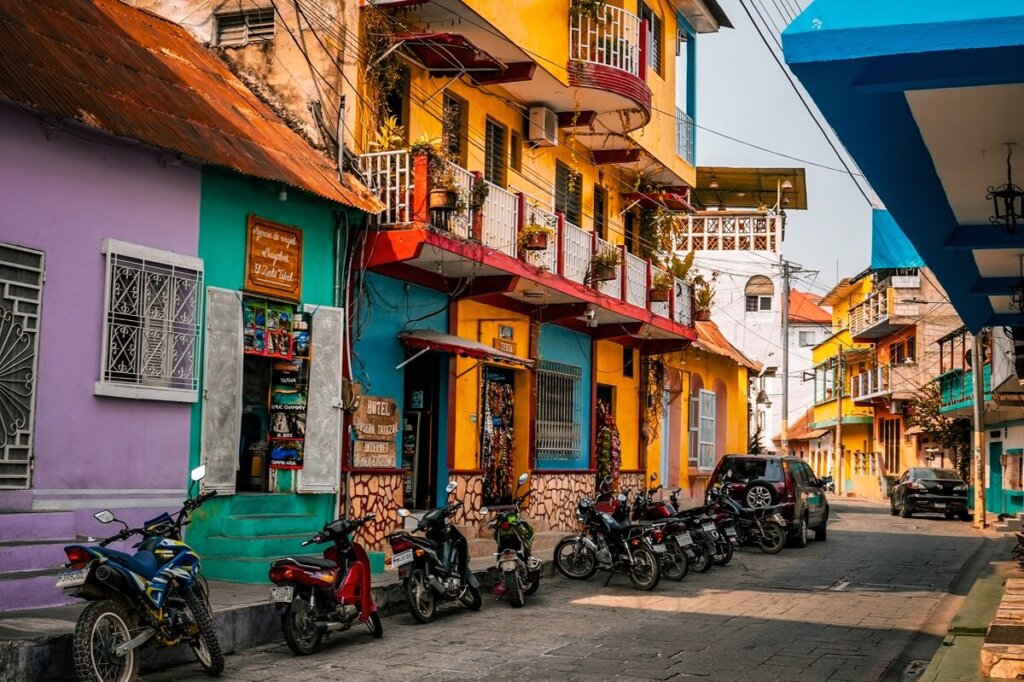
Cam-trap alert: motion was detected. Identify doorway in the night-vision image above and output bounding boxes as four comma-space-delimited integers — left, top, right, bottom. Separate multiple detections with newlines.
401, 352, 443, 510
481, 365, 516, 506
990, 441, 1004, 515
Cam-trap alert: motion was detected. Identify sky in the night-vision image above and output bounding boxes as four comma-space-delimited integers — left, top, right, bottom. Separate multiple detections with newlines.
693, 0, 875, 294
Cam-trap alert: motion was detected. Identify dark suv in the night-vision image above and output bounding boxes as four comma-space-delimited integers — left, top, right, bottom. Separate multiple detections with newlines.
707, 455, 830, 546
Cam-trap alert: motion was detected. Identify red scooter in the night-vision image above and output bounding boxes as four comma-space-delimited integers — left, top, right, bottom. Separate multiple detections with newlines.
269, 514, 382, 655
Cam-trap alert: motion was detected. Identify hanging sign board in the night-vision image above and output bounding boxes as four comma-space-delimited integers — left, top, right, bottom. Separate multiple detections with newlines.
353, 397, 399, 441
244, 216, 303, 301
353, 439, 396, 469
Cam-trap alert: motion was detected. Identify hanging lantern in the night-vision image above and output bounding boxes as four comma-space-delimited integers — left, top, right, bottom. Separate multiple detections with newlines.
988, 143, 1024, 235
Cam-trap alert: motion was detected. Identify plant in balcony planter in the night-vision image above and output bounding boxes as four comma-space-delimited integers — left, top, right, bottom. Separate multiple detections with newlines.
691, 271, 717, 321
519, 223, 555, 252
650, 271, 673, 302
570, 0, 608, 21
589, 247, 622, 284
410, 134, 464, 213
368, 115, 405, 152
469, 177, 489, 214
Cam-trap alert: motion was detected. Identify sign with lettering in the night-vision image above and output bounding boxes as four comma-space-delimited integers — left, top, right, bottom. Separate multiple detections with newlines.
353, 397, 399, 441
244, 216, 303, 301
493, 338, 516, 355
353, 439, 396, 469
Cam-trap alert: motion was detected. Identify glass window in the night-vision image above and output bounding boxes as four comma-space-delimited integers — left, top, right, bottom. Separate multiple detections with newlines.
759, 296, 772, 311
745, 295, 759, 312
723, 457, 784, 482
688, 395, 699, 465
799, 330, 816, 347
698, 389, 716, 470
915, 468, 962, 481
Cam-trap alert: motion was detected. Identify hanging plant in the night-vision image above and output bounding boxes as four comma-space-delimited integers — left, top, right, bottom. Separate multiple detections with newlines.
361, 9, 403, 136
518, 222, 556, 252
589, 247, 622, 284
642, 358, 667, 443
650, 271, 673, 302
410, 134, 465, 214
469, 177, 490, 214
571, 0, 609, 22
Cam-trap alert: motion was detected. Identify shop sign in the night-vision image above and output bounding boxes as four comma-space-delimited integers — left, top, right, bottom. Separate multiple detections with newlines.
353, 397, 399, 441
244, 216, 303, 301
353, 439, 396, 469
493, 338, 516, 355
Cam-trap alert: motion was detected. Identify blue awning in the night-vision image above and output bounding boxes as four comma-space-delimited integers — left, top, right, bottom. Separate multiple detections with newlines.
871, 210, 923, 270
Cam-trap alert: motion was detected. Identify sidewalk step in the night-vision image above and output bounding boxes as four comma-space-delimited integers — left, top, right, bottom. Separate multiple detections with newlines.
202, 532, 312, 559
227, 513, 323, 537
0, 510, 77, 542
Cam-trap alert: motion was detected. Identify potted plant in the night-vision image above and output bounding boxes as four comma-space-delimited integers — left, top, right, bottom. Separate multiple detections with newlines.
469, 177, 489, 214
410, 135, 461, 212
518, 222, 555, 251
692, 274, 715, 321
650, 271, 673, 302
589, 247, 622, 283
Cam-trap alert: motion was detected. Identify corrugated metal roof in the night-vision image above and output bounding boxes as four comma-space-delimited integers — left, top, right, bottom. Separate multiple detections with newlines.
0, 0, 382, 213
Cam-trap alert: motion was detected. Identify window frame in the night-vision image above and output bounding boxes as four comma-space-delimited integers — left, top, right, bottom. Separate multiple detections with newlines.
509, 130, 522, 173
798, 330, 816, 347
215, 8, 275, 47
688, 394, 699, 466
698, 389, 716, 470
638, 2, 662, 75
94, 239, 204, 403
555, 161, 583, 227
535, 360, 583, 462
484, 117, 507, 187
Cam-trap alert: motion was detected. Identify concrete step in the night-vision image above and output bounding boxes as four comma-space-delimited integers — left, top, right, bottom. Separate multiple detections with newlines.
0, 567, 75, 611
0, 539, 72, 573
0, 510, 77, 542
228, 513, 322, 537
202, 532, 313, 559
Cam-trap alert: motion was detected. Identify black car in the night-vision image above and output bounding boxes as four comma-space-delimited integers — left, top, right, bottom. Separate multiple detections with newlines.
890, 468, 970, 520
707, 455, 831, 546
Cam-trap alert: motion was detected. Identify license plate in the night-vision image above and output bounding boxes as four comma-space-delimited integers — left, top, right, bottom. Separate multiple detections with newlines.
702, 522, 716, 533
725, 527, 737, 537
55, 568, 88, 589
676, 531, 694, 546
650, 543, 666, 553
934, 502, 946, 509
392, 549, 413, 567
270, 586, 294, 604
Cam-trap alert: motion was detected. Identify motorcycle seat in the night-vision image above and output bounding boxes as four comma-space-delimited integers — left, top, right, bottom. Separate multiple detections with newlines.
96, 547, 160, 580
275, 556, 337, 570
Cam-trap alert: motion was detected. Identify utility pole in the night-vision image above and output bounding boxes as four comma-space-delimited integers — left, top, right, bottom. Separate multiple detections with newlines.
780, 258, 791, 455
972, 331, 987, 529
835, 346, 844, 495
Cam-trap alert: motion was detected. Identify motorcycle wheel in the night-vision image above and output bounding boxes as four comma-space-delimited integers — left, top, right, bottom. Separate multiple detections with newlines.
689, 544, 713, 573
525, 572, 541, 596
554, 538, 598, 580
459, 585, 483, 611
712, 539, 734, 566
758, 521, 786, 555
73, 599, 140, 682
661, 542, 689, 581
404, 569, 437, 624
282, 593, 324, 655
182, 586, 224, 675
364, 611, 384, 639
628, 547, 661, 591
504, 571, 525, 608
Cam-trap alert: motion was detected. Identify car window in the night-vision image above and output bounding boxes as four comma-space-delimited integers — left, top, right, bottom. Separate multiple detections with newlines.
722, 458, 784, 483
791, 461, 810, 487
898, 471, 909, 484
915, 468, 962, 481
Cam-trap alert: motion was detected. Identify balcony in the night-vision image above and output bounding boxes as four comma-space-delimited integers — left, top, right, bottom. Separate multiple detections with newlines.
851, 365, 890, 403
569, 5, 641, 78
676, 212, 783, 254
939, 363, 992, 414
849, 282, 922, 340
676, 108, 695, 165
358, 150, 694, 349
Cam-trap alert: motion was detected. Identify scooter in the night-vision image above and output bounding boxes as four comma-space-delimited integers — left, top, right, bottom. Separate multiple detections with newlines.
387, 481, 482, 623
480, 472, 542, 607
268, 514, 383, 655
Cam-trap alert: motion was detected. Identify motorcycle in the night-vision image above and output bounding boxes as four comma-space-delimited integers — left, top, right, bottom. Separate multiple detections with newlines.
268, 513, 382, 655
668, 488, 738, 568
56, 465, 223, 682
554, 493, 662, 591
706, 483, 788, 554
480, 472, 542, 607
387, 481, 482, 623
629, 474, 690, 581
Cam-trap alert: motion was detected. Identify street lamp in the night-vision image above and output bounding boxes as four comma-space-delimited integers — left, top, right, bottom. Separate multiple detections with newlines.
988, 143, 1024, 235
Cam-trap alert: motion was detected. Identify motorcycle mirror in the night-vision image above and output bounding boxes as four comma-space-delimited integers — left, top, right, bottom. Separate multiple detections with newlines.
616, 493, 626, 503
603, 476, 613, 485
94, 510, 115, 524
397, 508, 411, 518
517, 473, 529, 486
650, 472, 658, 482
445, 481, 458, 494
479, 507, 489, 515
190, 465, 207, 482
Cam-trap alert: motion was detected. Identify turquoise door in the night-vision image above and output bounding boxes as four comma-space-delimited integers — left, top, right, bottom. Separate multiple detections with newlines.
990, 441, 1004, 515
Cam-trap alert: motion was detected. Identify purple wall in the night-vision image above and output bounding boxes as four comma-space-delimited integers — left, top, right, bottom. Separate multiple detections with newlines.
0, 106, 200, 535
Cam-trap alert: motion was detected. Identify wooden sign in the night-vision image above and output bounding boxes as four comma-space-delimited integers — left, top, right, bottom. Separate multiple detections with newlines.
353, 396, 399, 441
493, 338, 516, 355
244, 216, 303, 301
353, 439, 396, 469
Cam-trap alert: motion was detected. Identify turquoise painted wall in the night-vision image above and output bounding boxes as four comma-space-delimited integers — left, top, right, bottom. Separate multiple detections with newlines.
536, 324, 592, 469
939, 364, 992, 413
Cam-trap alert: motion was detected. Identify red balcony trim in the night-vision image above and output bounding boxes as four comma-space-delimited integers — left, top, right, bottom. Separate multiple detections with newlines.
592, 149, 643, 165
567, 62, 652, 126
412, 153, 429, 223
557, 110, 598, 128
473, 61, 537, 85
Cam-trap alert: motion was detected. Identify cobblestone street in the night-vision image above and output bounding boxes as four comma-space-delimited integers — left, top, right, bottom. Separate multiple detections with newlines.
144, 500, 988, 682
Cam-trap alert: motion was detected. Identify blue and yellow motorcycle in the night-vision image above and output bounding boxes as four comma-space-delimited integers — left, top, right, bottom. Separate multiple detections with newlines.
57, 466, 223, 682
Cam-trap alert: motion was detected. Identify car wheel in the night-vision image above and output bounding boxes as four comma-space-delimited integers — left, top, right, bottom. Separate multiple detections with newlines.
959, 510, 971, 522
944, 511, 955, 520
890, 497, 898, 516
900, 501, 912, 518
814, 510, 828, 541
743, 480, 778, 508
791, 515, 808, 548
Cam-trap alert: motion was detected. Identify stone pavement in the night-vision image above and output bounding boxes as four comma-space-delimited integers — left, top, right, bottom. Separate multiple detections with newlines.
142, 499, 990, 682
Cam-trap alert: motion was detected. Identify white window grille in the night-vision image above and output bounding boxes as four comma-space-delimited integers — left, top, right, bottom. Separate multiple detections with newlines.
0, 242, 44, 490
698, 389, 716, 470
535, 360, 582, 462
688, 394, 699, 465
216, 8, 275, 47
95, 240, 203, 403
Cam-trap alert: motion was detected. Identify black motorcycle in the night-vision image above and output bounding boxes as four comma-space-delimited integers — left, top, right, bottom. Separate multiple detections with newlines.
706, 484, 787, 554
480, 472, 542, 607
554, 493, 661, 591
629, 479, 690, 582
57, 465, 222, 682
387, 481, 482, 623
669, 489, 737, 568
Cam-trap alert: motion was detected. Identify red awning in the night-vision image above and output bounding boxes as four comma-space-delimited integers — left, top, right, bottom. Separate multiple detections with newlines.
394, 33, 507, 75
620, 192, 695, 213
399, 329, 533, 368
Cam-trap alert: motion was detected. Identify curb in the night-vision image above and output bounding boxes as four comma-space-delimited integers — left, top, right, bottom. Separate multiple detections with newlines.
0, 561, 551, 682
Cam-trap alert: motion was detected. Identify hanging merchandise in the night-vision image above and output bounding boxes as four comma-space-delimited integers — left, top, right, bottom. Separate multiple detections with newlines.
481, 367, 515, 505
268, 310, 311, 469
595, 400, 621, 490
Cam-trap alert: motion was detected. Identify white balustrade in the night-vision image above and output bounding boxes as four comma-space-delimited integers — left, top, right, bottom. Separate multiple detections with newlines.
563, 221, 591, 285
358, 150, 410, 226
594, 236, 621, 298
676, 108, 694, 164
677, 213, 783, 254
481, 182, 518, 257
625, 252, 647, 308
445, 162, 475, 240
649, 264, 670, 318
524, 205, 560, 273
673, 279, 692, 326
569, 5, 641, 77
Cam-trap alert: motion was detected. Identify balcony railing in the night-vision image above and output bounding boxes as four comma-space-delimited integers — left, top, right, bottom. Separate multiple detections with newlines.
849, 289, 890, 337
676, 213, 783, 253
851, 365, 890, 401
939, 363, 992, 413
676, 108, 695, 165
359, 150, 694, 328
569, 5, 641, 77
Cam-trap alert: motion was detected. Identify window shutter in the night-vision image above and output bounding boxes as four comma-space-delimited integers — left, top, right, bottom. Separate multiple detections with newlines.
652, 13, 662, 74
555, 163, 582, 226
298, 305, 344, 494
485, 119, 506, 187
200, 287, 243, 495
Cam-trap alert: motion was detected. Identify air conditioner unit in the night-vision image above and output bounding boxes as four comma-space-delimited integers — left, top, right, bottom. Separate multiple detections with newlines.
528, 106, 558, 147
